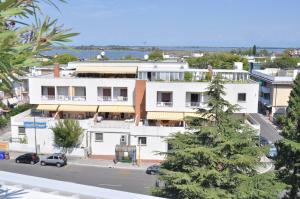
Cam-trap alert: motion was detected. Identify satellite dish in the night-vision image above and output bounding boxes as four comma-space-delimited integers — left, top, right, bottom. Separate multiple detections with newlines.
101, 51, 105, 56
144, 54, 149, 60
96, 55, 102, 60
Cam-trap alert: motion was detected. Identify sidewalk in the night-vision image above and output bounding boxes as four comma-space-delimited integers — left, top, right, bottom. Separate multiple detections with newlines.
8, 151, 155, 170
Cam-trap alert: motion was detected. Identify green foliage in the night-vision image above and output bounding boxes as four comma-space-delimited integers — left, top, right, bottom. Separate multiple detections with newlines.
262, 56, 300, 69
184, 72, 193, 81
0, 0, 78, 90
121, 55, 138, 60
52, 119, 83, 150
275, 73, 300, 198
187, 53, 249, 71
252, 45, 257, 56
0, 116, 8, 127
149, 50, 163, 60
6, 104, 33, 118
153, 75, 285, 199
53, 53, 77, 64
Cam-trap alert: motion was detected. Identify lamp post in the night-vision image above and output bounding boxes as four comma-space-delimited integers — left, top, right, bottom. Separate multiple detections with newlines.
31, 109, 40, 154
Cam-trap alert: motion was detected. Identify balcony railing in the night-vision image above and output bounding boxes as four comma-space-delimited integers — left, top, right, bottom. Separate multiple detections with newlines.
72, 96, 86, 101
113, 96, 128, 101
41, 95, 55, 100
157, 101, 173, 107
57, 95, 71, 101
97, 96, 112, 101
186, 102, 200, 107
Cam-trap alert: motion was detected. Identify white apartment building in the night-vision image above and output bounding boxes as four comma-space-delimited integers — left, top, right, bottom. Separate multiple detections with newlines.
251, 68, 299, 117
10, 61, 259, 161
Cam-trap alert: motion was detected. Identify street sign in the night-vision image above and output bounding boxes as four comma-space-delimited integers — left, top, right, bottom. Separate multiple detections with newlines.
24, 121, 47, 129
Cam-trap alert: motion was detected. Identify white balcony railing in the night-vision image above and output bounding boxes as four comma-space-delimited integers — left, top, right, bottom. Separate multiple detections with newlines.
97, 96, 112, 101
57, 95, 71, 101
157, 101, 173, 107
41, 95, 55, 101
113, 96, 128, 101
186, 102, 200, 107
72, 96, 86, 101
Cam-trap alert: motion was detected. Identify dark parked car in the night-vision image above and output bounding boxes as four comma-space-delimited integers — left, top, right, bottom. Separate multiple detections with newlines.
40, 153, 67, 167
267, 144, 278, 159
146, 165, 160, 175
15, 153, 39, 164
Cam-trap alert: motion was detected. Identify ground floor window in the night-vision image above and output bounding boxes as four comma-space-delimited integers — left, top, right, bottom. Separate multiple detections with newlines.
238, 93, 247, 102
18, 127, 25, 136
95, 133, 103, 142
138, 137, 147, 146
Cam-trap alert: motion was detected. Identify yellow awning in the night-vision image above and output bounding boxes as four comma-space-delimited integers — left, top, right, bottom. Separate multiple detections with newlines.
58, 105, 98, 112
75, 66, 137, 74
184, 112, 214, 120
36, 104, 59, 111
147, 112, 184, 121
98, 106, 135, 113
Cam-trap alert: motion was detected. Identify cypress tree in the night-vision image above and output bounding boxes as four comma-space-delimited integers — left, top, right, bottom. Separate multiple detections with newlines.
275, 73, 300, 198
153, 75, 285, 199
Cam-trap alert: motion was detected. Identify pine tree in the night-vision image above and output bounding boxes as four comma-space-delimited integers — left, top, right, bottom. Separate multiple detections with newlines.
275, 73, 300, 198
153, 75, 285, 199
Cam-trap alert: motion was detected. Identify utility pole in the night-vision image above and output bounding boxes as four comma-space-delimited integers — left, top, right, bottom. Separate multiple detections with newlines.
138, 138, 141, 167
33, 112, 37, 154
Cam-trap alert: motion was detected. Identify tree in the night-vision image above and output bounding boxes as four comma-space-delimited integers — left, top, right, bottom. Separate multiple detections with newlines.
275, 73, 300, 198
0, 0, 78, 90
121, 55, 138, 60
52, 119, 83, 151
187, 53, 249, 71
149, 49, 163, 60
153, 76, 285, 199
54, 53, 77, 64
262, 56, 300, 69
252, 45, 257, 56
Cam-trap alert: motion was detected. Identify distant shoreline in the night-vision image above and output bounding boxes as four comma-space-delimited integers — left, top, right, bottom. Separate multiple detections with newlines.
53, 45, 290, 53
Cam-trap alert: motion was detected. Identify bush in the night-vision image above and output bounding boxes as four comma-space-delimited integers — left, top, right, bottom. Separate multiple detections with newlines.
7, 104, 33, 118
54, 53, 78, 64
0, 117, 8, 128
184, 72, 193, 81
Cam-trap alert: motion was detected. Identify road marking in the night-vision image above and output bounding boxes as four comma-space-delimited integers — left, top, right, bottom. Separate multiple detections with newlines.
98, 184, 123, 187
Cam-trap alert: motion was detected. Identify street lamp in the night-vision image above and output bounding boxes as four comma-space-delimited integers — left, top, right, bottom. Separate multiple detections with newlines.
31, 109, 40, 154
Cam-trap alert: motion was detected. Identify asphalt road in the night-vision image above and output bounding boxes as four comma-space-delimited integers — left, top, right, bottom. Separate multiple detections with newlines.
250, 113, 282, 142
0, 160, 156, 195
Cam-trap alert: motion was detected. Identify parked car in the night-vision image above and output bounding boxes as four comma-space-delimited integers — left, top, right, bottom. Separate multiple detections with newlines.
40, 153, 67, 167
146, 165, 160, 175
267, 144, 278, 159
15, 153, 39, 164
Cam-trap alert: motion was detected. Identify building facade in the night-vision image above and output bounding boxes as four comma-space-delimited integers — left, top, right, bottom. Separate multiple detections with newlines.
251, 68, 299, 118
10, 61, 259, 161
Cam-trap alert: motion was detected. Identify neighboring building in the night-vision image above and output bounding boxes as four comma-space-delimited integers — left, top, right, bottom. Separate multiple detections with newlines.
251, 68, 300, 117
10, 61, 259, 161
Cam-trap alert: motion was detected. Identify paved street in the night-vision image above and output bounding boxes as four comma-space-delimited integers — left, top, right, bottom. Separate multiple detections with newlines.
0, 160, 156, 195
250, 113, 282, 142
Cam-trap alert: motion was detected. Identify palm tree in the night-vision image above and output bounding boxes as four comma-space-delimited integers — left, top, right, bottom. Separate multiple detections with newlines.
0, 0, 78, 92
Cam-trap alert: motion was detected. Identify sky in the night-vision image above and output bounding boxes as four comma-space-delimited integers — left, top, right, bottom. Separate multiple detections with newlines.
40, 0, 300, 47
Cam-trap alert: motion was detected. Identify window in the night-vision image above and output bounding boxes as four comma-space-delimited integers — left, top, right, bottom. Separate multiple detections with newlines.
18, 127, 25, 135
95, 133, 103, 142
238, 93, 246, 102
138, 137, 147, 145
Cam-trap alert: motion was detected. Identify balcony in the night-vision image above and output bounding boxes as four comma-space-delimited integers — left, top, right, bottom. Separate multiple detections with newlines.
72, 96, 86, 101
57, 95, 71, 101
113, 96, 128, 101
41, 95, 55, 101
157, 102, 173, 107
98, 96, 112, 101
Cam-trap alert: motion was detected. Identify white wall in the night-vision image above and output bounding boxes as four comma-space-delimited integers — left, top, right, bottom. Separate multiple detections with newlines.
146, 82, 259, 113
29, 77, 136, 106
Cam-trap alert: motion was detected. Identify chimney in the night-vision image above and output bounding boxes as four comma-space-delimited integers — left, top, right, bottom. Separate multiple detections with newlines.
54, 63, 60, 78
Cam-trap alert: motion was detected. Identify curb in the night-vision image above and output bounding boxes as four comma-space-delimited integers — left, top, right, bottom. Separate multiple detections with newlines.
67, 162, 147, 171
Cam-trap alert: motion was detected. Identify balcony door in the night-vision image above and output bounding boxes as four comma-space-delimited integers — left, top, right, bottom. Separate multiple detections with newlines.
191, 93, 199, 102
162, 93, 171, 102
103, 88, 111, 97
47, 87, 55, 96
120, 88, 127, 97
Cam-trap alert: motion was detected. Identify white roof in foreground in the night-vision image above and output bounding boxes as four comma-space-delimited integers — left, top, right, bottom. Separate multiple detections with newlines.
0, 171, 163, 199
